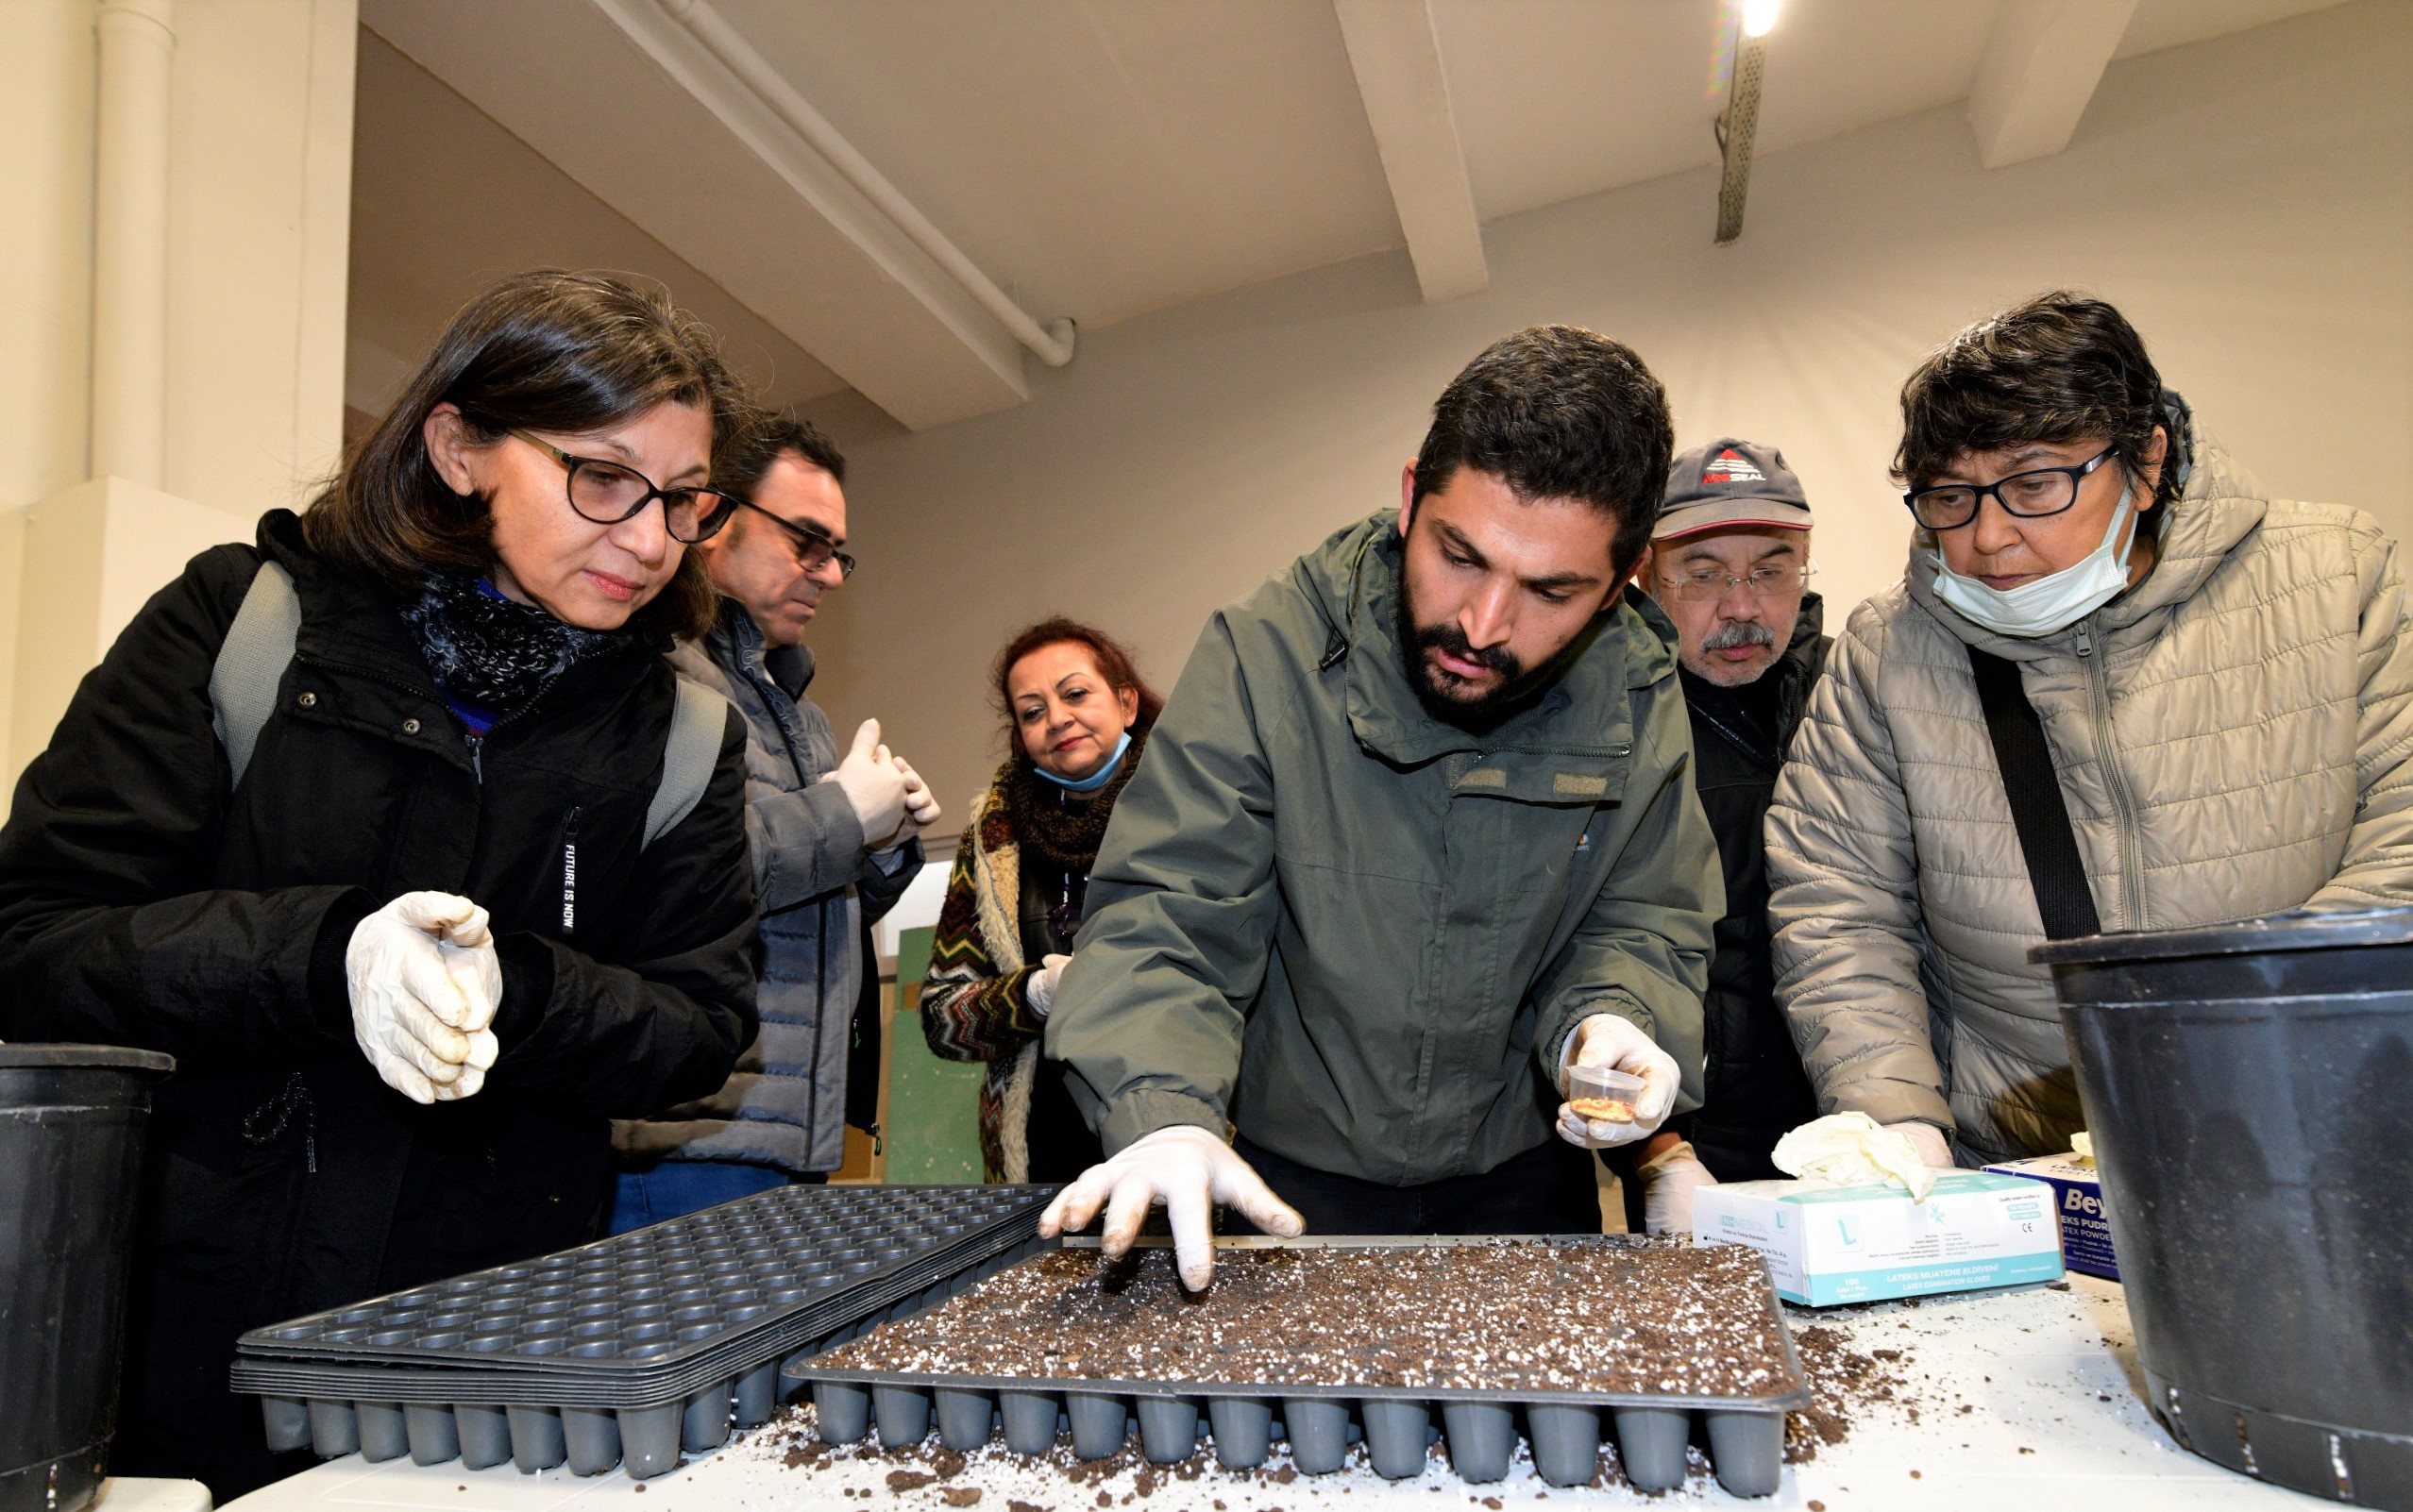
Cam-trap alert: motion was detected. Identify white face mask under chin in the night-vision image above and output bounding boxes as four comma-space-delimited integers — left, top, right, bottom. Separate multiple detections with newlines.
1931, 483, 2138, 639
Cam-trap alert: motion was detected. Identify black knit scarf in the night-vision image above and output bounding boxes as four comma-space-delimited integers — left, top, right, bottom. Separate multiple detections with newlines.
1000, 729, 1148, 870
399, 571, 628, 716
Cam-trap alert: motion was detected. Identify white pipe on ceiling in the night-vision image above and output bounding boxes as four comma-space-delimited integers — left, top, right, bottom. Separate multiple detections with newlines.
92, 0, 177, 485
657, 0, 1077, 369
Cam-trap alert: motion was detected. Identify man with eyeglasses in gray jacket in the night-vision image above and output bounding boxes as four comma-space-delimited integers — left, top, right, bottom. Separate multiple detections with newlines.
610, 412, 940, 1226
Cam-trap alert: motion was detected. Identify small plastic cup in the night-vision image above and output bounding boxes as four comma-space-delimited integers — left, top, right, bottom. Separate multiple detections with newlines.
1566, 1065, 1645, 1125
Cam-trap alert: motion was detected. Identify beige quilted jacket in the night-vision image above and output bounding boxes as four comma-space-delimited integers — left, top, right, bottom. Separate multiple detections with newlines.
1766, 436, 2413, 1163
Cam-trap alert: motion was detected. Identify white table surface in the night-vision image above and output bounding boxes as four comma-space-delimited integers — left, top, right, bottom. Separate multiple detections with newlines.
94, 1478, 212, 1512
223, 1276, 2329, 1512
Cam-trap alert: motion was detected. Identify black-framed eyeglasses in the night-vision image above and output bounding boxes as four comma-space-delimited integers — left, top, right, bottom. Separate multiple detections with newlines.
1655, 560, 1814, 602
733, 496, 857, 580
1904, 445, 2119, 530
509, 430, 737, 544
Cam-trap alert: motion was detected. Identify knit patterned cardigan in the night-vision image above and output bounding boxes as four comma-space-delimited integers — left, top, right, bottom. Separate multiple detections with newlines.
918, 781, 1046, 1182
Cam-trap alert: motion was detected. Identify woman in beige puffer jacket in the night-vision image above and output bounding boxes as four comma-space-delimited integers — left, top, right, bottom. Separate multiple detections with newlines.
1766, 429, 2413, 1165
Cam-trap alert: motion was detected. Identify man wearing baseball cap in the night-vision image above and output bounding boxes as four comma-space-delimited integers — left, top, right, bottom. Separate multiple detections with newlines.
1623, 439, 1830, 1232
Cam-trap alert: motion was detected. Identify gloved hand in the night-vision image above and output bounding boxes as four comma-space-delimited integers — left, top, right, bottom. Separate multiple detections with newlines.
1554, 1012, 1680, 1149
1637, 1139, 1717, 1236
1024, 953, 1071, 1017
891, 754, 942, 837
1884, 1119, 1955, 1170
1038, 1124, 1304, 1290
826, 718, 909, 848
346, 892, 502, 1104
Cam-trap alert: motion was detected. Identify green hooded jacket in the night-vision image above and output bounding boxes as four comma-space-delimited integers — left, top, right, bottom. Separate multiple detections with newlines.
1044, 511, 1721, 1184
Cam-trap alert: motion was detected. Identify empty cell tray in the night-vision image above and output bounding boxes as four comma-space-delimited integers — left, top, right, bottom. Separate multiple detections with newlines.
787, 1235, 1809, 1498
231, 1184, 1057, 1482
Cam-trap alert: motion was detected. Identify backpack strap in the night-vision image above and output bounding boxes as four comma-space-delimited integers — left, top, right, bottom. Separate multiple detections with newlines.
209, 560, 302, 791
644, 676, 729, 849
1966, 645, 2104, 940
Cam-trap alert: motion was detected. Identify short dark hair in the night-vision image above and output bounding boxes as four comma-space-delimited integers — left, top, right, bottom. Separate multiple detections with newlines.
992, 616, 1164, 752
303, 270, 750, 640
715, 410, 847, 500
1410, 325, 1674, 579
1896, 291, 2183, 510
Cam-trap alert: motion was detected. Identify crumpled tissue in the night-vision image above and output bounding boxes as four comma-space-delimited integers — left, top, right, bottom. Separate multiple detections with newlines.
1772, 1112, 1940, 1201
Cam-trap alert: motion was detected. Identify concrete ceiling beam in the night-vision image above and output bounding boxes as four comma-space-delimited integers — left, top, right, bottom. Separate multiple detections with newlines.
362, 0, 1031, 431
1967, 0, 2138, 170
1332, 0, 1488, 304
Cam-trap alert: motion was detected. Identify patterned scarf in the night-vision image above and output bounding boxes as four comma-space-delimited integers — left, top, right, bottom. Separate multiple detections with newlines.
1000, 728, 1148, 870
399, 572, 626, 719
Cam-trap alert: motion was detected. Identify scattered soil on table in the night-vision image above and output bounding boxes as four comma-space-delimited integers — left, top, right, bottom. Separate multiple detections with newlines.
1782, 1322, 1915, 1463
814, 1242, 1795, 1400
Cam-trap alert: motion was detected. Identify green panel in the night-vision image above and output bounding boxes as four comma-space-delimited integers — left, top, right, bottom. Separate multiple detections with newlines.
883, 925, 987, 1184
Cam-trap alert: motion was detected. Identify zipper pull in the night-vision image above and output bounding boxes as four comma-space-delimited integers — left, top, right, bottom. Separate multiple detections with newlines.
560, 806, 582, 936
2074, 623, 2095, 658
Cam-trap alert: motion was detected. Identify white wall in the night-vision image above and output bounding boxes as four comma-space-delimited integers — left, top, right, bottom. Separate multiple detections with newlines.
806, 0, 2413, 817
0, 0, 357, 802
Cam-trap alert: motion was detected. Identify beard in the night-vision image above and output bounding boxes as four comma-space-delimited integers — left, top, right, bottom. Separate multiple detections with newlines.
1395, 576, 1587, 733
1687, 617, 1779, 686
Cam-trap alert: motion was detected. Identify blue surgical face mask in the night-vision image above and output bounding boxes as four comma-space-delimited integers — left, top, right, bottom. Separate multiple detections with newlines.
1034, 730, 1132, 793
1931, 481, 2138, 639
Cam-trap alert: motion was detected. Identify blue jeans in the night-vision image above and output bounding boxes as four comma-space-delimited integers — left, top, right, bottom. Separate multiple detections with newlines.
608, 1160, 793, 1235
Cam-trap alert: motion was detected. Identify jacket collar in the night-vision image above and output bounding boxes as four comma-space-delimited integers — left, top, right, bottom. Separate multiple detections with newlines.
259, 508, 659, 711
708, 596, 816, 697
1903, 428, 2270, 662
1301, 511, 1669, 778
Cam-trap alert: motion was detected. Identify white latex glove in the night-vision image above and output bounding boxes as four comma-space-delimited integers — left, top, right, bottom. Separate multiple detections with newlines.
346, 892, 502, 1104
1038, 1124, 1305, 1290
1554, 1013, 1681, 1149
1884, 1119, 1955, 1171
1024, 953, 1071, 1017
826, 719, 910, 849
891, 754, 942, 834
1637, 1140, 1717, 1236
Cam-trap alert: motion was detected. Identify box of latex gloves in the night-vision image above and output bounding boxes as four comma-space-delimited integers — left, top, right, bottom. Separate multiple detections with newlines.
1983, 1151, 2118, 1281
1691, 1114, 2064, 1306
1694, 1173, 2065, 1305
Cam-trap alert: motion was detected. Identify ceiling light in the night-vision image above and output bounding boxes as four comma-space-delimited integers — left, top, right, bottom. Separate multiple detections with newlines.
1743, 0, 1780, 39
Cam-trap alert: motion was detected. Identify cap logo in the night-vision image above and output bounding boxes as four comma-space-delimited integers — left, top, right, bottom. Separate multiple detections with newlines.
1703, 447, 1764, 485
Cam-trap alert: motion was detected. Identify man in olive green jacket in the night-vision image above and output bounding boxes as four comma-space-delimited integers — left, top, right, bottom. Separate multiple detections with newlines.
1040, 328, 1722, 1286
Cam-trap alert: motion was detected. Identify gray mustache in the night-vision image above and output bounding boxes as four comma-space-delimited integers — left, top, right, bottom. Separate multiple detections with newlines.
1701, 620, 1777, 653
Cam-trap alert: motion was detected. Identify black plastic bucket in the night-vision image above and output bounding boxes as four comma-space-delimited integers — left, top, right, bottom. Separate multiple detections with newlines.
2033, 908, 2413, 1509
0, 1045, 175, 1512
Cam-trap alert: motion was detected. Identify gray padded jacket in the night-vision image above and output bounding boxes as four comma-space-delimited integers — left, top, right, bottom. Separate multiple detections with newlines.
615, 600, 919, 1173
1766, 435, 2413, 1164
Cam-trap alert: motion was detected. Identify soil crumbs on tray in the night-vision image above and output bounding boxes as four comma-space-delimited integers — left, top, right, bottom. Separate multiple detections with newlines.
814, 1242, 1793, 1399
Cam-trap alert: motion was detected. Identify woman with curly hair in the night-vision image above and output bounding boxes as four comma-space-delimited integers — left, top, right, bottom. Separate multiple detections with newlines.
920, 618, 1161, 1182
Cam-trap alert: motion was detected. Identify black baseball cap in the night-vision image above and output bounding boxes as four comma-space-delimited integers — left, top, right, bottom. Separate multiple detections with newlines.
1655, 439, 1813, 540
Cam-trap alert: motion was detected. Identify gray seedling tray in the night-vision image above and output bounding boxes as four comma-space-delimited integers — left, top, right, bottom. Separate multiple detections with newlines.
231, 1184, 1056, 1481
787, 1235, 1810, 1499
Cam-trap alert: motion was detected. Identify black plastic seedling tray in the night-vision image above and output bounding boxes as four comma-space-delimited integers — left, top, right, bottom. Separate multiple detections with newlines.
788, 1235, 1811, 1499
230, 1184, 1055, 1481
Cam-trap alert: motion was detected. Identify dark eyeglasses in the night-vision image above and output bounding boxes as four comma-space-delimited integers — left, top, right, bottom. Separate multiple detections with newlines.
733, 496, 857, 580
1904, 445, 2119, 530
509, 430, 737, 544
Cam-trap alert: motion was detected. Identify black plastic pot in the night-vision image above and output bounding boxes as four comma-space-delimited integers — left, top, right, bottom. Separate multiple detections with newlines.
0, 1045, 175, 1512
2034, 908, 2413, 1510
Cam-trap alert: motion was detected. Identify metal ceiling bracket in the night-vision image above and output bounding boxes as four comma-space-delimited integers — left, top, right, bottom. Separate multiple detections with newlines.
1714, 31, 1766, 244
